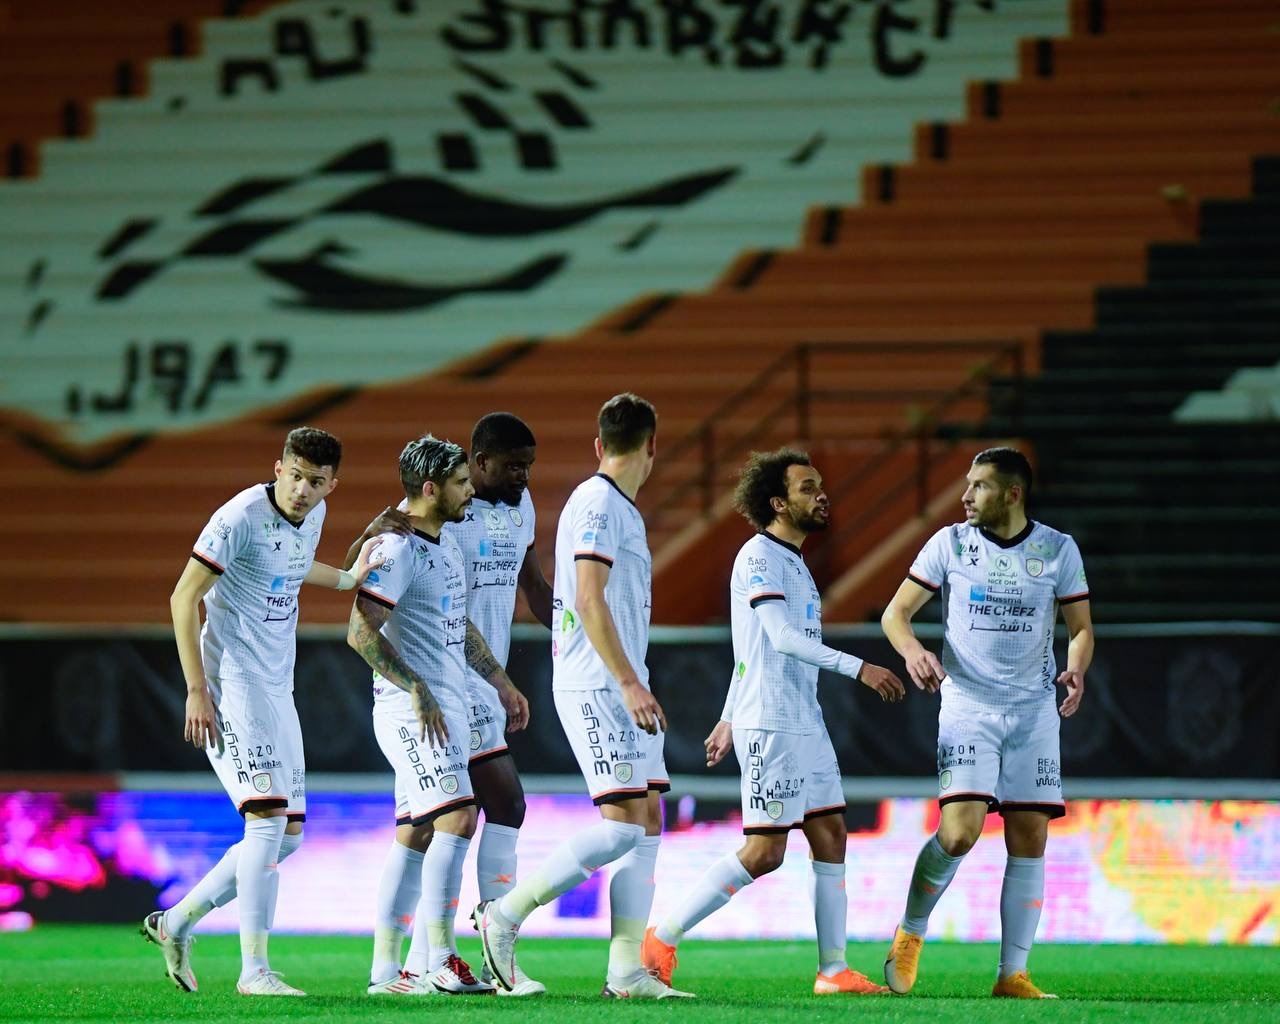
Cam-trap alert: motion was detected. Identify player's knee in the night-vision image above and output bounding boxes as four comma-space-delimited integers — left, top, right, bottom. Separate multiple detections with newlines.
739, 842, 786, 877
435, 804, 479, 839
937, 829, 978, 857
484, 792, 526, 829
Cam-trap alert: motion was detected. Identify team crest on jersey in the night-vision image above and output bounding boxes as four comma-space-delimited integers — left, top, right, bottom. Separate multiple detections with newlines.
1026, 557, 1045, 577
440, 774, 459, 795
509, 509, 523, 527
252, 772, 272, 794
469, 729, 482, 751
614, 762, 634, 784
994, 554, 1014, 573
765, 799, 784, 821
940, 770, 953, 790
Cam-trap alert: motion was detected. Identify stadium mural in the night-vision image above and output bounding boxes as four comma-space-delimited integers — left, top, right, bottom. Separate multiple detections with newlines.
0, 0, 1067, 465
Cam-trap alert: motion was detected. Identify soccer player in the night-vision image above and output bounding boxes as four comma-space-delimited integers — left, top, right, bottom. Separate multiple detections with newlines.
345, 413, 552, 996
879, 447, 1092, 999
476, 393, 687, 999
641, 448, 904, 995
348, 435, 530, 996
143, 427, 384, 996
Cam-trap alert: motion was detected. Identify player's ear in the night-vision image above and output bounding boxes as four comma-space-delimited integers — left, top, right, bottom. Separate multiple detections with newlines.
594, 436, 604, 460
325, 475, 339, 496
273, 459, 284, 479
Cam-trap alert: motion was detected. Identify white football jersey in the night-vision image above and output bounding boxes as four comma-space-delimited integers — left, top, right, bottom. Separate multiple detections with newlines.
908, 520, 1089, 712
192, 483, 324, 693
442, 489, 536, 694
552, 474, 651, 692
358, 528, 469, 716
727, 532, 827, 733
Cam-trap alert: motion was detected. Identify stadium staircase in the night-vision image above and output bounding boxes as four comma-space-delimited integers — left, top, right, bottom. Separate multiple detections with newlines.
2, 0, 1279, 626
0, 1, 276, 178
981, 154, 1280, 623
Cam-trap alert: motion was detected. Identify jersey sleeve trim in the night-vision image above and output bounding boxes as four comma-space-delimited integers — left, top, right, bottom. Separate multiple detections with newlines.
574, 552, 614, 566
357, 588, 397, 610
191, 551, 225, 575
748, 593, 785, 608
1058, 591, 1090, 605
907, 572, 940, 592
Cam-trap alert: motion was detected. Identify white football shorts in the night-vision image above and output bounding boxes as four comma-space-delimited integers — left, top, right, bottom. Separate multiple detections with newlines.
207, 678, 305, 820
467, 689, 510, 765
936, 699, 1064, 818
553, 686, 669, 804
732, 726, 845, 834
374, 704, 476, 825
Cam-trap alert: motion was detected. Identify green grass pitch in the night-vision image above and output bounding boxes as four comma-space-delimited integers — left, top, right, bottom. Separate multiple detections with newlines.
0, 927, 1275, 1023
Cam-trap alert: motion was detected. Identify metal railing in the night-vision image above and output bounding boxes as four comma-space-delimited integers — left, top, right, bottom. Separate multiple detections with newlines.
640, 339, 1025, 529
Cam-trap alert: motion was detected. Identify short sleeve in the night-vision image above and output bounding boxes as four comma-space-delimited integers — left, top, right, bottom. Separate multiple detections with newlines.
1055, 537, 1089, 604
741, 545, 787, 609
907, 527, 951, 592
358, 534, 415, 609
571, 491, 620, 567
192, 502, 250, 575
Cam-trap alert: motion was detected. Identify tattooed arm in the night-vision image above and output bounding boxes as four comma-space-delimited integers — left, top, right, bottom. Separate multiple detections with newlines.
465, 619, 529, 732
347, 595, 448, 746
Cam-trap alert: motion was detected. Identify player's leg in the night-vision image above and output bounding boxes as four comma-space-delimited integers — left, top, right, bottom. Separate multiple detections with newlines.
422, 801, 491, 994
470, 753, 546, 994
991, 707, 1062, 999
604, 722, 671, 997
398, 705, 490, 994
801, 734, 888, 996
154, 816, 303, 965
645, 728, 806, 988
368, 713, 432, 992
646, 830, 783, 985
232, 689, 305, 996
369, 820, 430, 993
478, 690, 649, 994
471, 753, 524, 903
886, 707, 999, 995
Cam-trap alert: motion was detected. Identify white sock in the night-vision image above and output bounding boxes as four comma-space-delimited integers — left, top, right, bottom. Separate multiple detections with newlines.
498, 819, 643, 925
998, 855, 1045, 979
266, 831, 302, 931
418, 832, 471, 972
371, 841, 425, 984
655, 851, 753, 945
811, 859, 848, 976
902, 835, 964, 936
165, 843, 240, 939
235, 816, 285, 980
607, 835, 660, 984
476, 822, 520, 902
167, 828, 303, 939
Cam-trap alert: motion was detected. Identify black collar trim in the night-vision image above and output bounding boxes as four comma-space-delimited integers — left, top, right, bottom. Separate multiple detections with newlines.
595, 472, 637, 510
266, 483, 305, 529
413, 527, 440, 545
980, 520, 1035, 549
761, 530, 803, 558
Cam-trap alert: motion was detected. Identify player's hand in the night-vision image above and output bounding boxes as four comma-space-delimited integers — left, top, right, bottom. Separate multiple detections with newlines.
1056, 669, 1085, 718
411, 683, 449, 747
351, 536, 387, 585
906, 648, 945, 693
704, 720, 733, 767
621, 679, 667, 735
365, 506, 413, 539
498, 681, 530, 733
184, 687, 221, 750
857, 663, 906, 703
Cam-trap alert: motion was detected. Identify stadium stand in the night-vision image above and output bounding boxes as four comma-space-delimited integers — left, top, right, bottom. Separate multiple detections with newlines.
1, 0, 1278, 626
